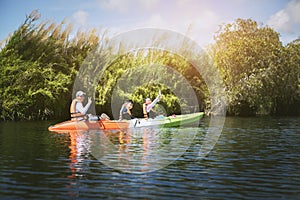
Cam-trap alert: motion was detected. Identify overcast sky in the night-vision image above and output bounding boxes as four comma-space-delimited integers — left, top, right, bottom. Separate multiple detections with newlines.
1, 0, 300, 46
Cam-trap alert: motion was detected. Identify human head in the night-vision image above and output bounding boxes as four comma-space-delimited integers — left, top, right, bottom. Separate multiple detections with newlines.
76, 91, 86, 102
126, 100, 133, 109
145, 98, 152, 104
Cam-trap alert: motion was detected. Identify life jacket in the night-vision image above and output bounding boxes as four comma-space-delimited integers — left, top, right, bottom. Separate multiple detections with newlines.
143, 103, 149, 119
143, 103, 157, 119
70, 99, 85, 120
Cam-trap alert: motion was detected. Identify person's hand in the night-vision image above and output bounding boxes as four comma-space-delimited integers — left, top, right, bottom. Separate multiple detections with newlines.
158, 90, 162, 99
88, 97, 92, 104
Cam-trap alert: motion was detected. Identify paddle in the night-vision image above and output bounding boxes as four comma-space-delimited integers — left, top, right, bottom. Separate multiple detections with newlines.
134, 118, 139, 127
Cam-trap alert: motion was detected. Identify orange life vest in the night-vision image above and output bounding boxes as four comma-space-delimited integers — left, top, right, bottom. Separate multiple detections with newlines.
70, 99, 85, 120
143, 103, 149, 119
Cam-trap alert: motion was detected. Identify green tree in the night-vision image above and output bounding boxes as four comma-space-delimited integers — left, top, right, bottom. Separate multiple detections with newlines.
267, 41, 300, 115
0, 10, 99, 120
90, 49, 208, 119
213, 18, 283, 116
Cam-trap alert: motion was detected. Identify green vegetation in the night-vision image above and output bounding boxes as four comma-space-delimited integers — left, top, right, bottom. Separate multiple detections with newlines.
213, 19, 300, 116
0, 11, 299, 120
0, 10, 99, 120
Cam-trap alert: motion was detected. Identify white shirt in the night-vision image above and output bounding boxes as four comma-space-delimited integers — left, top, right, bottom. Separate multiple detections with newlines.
76, 101, 92, 115
146, 97, 160, 113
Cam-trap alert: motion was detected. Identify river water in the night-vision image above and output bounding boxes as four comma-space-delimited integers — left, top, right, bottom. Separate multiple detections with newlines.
0, 117, 299, 199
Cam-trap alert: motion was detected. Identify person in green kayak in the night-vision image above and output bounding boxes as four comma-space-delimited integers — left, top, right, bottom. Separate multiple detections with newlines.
70, 91, 92, 121
119, 100, 134, 120
143, 92, 162, 119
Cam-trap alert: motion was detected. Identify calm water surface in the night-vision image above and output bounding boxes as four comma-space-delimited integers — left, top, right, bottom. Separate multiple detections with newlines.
0, 117, 299, 199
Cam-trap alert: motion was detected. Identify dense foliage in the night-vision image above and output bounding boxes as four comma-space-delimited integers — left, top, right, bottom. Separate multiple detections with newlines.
213, 19, 300, 116
0, 10, 99, 120
93, 50, 208, 118
0, 12, 299, 120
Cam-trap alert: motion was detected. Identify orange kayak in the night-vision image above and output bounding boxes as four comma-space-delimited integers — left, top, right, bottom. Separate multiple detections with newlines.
48, 120, 129, 132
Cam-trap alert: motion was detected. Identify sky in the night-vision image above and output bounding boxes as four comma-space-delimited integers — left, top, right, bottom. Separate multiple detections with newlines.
1, 0, 300, 47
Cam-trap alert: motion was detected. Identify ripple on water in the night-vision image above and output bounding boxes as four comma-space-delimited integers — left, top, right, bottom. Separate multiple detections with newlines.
0, 118, 300, 199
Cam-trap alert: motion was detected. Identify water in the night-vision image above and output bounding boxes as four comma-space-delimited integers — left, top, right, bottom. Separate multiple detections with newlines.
0, 117, 299, 199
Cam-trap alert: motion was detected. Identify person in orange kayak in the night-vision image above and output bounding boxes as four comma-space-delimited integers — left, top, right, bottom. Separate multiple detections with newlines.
70, 91, 92, 121
119, 100, 134, 120
143, 92, 162, 119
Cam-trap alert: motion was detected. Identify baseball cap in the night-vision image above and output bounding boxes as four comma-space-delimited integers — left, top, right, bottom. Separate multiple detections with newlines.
76, 91, 86, 97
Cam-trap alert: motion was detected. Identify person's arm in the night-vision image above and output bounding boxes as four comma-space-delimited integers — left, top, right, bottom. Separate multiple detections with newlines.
146, 96, 160, 113
70, 99, 79, 114
76, 98, 92, 115
119, 104, 125, 120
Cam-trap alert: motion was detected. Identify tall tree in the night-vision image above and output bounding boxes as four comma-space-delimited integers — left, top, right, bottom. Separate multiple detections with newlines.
213, 18, 283, 116
0, 10, 99, 120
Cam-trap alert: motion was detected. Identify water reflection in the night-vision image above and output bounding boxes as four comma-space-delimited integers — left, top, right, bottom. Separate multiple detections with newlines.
66, 127, 198, 174
68, 131, 88, 179
1, 118, 299, 199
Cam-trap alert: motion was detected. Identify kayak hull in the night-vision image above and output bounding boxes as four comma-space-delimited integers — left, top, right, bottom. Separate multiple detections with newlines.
48, 120, 130, 132
48, 112, 204, 132
130, 112, 204, 128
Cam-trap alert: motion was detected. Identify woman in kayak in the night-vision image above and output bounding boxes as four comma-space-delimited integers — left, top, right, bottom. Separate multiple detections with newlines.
143, 93, 162, 119
70, 91, 92, 121
119, 100, 134, 120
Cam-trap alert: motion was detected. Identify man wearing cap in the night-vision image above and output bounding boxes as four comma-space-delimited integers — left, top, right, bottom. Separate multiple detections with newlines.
143, 94, 162, 119
70, 91, 92, 121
